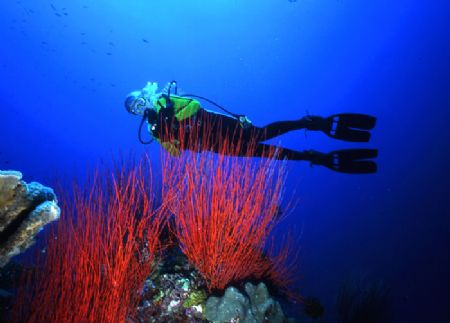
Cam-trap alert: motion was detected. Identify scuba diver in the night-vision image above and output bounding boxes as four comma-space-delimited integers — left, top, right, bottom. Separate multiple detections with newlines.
124, 81, 378, 174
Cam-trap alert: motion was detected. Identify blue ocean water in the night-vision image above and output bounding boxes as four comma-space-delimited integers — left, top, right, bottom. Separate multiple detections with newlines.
1, 0, 449, 321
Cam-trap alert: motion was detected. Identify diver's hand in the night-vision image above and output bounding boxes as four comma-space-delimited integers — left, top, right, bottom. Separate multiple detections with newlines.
238, 115, 252, 129
142, 82, 158, 96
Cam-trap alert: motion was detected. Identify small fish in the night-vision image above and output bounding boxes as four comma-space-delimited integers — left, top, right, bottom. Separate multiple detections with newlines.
142, 38, 149, 44
106, 52, 112, 56
55, 13, 61, 17
50, 4, 57, 11
63, 12, 68, 16
108, 41, 115, 47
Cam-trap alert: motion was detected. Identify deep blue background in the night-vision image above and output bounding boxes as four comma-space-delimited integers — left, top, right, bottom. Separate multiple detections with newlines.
1, 0, 449, 321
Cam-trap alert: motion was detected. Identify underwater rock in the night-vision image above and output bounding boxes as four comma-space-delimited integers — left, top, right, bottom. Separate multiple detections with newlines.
0, 170, 60, 267
205, 282, 287, 323
0, 171, 22, 208
205, 286, 249, 323
245, 282, 287, 323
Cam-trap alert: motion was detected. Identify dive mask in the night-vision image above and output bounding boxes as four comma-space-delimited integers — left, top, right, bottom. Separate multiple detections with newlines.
125, 92, 151, 116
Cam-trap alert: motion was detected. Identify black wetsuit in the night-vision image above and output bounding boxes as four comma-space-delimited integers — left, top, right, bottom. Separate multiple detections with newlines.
163, 108, 315, 161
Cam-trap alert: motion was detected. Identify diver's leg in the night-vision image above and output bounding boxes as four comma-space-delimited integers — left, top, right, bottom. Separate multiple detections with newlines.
254, 114, 377, 142
205, 140, 313, 160
195, 111, 317, 142
185, 112, 378, 174
196, 110, 315, 142
251, 118, 312, 141
244, 143, 315, 160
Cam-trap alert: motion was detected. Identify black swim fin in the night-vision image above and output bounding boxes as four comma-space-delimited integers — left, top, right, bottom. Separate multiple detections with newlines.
306, 114, 377, 142
307, 149, 378, 174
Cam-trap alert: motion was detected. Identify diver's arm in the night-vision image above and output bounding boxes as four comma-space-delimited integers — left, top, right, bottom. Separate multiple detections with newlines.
146, 124, 179, 157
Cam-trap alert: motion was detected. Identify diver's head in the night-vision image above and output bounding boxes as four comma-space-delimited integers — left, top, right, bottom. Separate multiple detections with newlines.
124, 91, 149, 116
125, 82, 160, 116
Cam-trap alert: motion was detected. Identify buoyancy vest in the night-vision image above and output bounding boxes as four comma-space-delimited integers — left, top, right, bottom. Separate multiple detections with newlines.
150, 95, 202, 156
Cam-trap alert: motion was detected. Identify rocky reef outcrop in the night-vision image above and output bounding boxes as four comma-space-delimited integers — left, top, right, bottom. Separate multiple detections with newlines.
205, 282, 289, 323
0, 170, 60, 267
135, 246, 296, 322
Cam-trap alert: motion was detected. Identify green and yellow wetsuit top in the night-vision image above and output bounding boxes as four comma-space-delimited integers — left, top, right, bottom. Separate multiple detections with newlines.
149, 95, 202, 156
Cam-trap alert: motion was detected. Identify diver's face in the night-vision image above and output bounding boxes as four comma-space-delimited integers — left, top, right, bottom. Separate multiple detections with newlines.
129, 97, 147, 116
126, 93, 152, 116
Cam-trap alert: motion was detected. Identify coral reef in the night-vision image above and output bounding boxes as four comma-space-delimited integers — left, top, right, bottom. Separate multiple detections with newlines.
183, 289, 207, 309
135, 246, 208, 322
0, 170, 59, 268
162, 119, 292, 291
9, 145, 300, 322
205, 282, 288, 323
134, 247, 297, 323
12, 161, 167, 322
